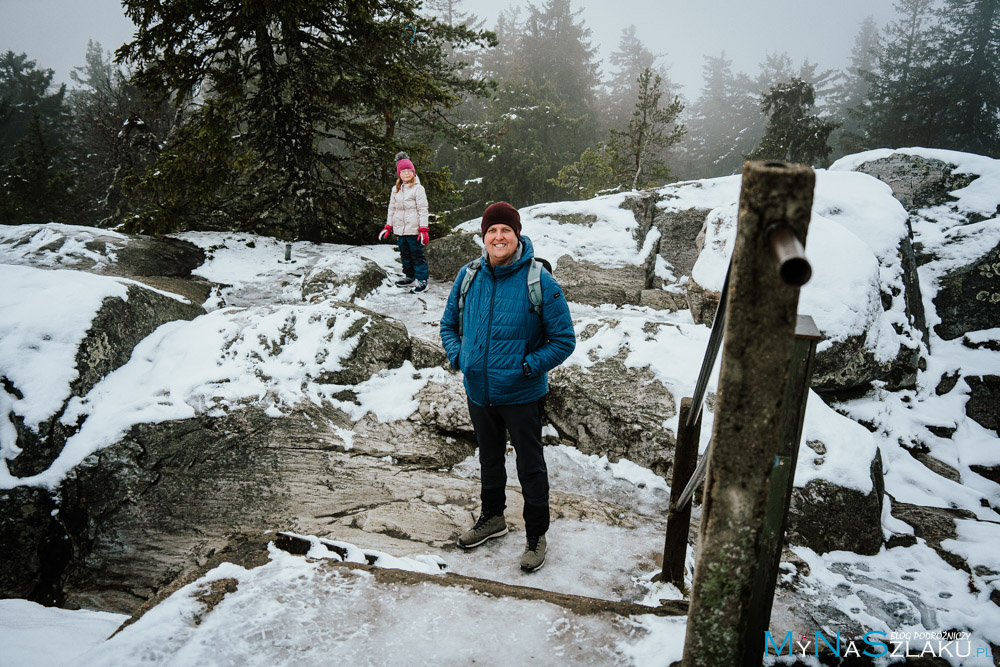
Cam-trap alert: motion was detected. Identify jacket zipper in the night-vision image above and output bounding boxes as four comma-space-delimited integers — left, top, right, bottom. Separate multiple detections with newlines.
484, 267, 496, 406
394, 185, 415, 232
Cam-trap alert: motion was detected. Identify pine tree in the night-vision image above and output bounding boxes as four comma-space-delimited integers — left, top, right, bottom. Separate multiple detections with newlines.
0, 52, 78, 225
609, 68, 685, 189
67, 41, 175, 224
451, 0, 605, 211
796, 60, 838, 110
746, 78, 839, 166
607, 26, 656, 101
423, 5, 517, 220
421, 0, 471, 26
0, 52, 69, 163
553, 67, 685, 197
518, 0, 601, 110
862, 0, 941, 150
548, 143, 615, 200
604, 26, 681, 134
0, 112, 76, 224
517, 0, 602, 162
741, 52, 799, 159
475, 7, 523, 84
117, 0, 493, 242
829, 15, 881, 156
754, 52, 795, 96
474, 72, 588, 207
931, 0, 1000, 156
407, 0, 495, 221
683, 52, 758, 177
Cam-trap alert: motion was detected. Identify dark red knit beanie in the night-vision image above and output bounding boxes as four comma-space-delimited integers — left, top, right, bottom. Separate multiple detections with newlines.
481, 201, 521, 238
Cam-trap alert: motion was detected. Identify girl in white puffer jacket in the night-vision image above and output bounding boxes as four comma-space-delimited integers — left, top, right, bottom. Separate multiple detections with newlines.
379, 153, 430, 293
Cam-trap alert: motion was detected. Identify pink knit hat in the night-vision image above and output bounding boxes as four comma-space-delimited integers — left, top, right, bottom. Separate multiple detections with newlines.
396, 158, 415, 176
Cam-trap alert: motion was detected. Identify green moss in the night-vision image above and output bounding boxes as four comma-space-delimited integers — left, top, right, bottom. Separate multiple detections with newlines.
686, 527, 756, 664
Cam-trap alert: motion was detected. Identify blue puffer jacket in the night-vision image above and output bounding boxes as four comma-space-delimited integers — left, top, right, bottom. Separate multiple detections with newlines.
440, 235, 576, 407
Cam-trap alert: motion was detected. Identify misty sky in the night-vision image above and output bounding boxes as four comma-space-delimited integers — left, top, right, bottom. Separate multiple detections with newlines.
0, 0, 898, 99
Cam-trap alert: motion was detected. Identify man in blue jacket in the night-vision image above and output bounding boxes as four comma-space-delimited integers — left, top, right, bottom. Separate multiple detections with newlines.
440, 201, 576, 572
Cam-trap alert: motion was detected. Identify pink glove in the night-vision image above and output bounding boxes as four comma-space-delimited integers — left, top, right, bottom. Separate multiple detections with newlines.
418, 227, 430, 245
378, 224, 392, 241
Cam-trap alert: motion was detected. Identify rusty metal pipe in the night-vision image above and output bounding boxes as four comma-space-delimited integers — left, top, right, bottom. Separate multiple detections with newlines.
768, 226, 811, 286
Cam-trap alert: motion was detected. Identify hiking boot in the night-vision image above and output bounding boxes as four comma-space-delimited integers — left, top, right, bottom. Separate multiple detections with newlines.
520, 534, 546, 572
395, 277, 417, 287
457, 514, 508, 549
410, 280, 428, 294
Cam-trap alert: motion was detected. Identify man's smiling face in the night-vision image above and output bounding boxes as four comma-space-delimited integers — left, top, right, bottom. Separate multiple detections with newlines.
484, 223, 518, 266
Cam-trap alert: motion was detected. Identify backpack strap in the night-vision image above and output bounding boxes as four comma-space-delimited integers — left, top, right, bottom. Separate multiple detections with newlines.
458, 257, 548, 336
457, 259, 480, 336
527, 258, 544, 316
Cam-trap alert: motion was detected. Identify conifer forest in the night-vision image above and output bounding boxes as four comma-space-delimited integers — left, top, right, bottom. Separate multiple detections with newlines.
2, 0, 998, 243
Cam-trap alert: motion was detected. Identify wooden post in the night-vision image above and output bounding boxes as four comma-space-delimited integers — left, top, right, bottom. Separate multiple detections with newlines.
659, 396, 702, 589
681, 161, 814, 667
742, 315, 821, 665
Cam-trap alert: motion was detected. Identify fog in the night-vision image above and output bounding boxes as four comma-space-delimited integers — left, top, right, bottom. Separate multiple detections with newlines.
0, 0, 135, 85
462, 0, 899, 98
2, 0, 896, 99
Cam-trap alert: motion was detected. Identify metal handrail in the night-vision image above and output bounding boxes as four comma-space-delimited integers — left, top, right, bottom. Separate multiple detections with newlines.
673, 436, 711, 512
671, 263, 730, 513
685, 263, 731, 429
673, 226, 811, 513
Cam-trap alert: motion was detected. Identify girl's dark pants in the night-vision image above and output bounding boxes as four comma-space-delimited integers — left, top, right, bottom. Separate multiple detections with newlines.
397, 235, 428, 281
466, 397, 549, 537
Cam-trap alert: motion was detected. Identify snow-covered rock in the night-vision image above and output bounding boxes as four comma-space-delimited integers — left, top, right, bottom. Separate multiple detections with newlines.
832, 147, 1000, 342
0, 265, 204, 479
301, 254, 388, 304
681, 170, 924, 394
3, 148, 1000, 664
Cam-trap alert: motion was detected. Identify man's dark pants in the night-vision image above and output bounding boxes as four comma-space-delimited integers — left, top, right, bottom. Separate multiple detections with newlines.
467, 397, 549, 537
